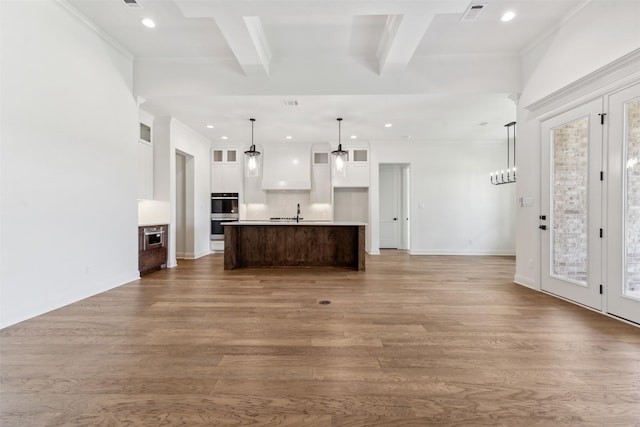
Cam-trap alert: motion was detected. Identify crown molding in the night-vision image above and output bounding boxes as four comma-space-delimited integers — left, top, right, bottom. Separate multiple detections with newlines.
525, 48, 640, 117
55, 0, 134, 62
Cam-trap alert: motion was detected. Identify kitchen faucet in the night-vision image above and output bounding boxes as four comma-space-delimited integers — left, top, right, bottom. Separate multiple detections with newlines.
296, 203, 301, 223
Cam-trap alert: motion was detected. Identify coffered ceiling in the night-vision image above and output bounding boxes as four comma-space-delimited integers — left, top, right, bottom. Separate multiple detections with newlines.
66, 0, 587, 144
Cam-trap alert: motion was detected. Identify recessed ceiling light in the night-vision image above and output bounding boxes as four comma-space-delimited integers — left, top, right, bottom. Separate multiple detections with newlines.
221, 136, 228, 140
350, 135, 357, 139
141, 18, 156, 28
206, 125, 214, 129
501, 11, 516, 22
285, 136, 292, 140
384, 123, 393, 128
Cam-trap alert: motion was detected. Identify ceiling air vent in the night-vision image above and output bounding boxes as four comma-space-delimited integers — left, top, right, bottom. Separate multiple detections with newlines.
281, 100, 300, 107
460, 3, 486, 21
123, 0, 141, 8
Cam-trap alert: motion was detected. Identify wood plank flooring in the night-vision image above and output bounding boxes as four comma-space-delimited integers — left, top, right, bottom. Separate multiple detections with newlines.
1, 252, 639, 426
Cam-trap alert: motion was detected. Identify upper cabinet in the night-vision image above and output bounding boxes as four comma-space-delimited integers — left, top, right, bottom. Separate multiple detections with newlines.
212, 148, 238, 164
137, 110, 154, 200
311, 146, 331, 203
332, 146, 369, 188
211, 147, 240, 193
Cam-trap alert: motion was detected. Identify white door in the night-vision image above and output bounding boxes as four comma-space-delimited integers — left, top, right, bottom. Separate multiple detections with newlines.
606, 82, 640, 324
379, 166, 400, 249
540, 98, 603, 310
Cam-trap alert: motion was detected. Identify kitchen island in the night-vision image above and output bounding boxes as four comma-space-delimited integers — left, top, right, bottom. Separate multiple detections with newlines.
223, 221, 365, 270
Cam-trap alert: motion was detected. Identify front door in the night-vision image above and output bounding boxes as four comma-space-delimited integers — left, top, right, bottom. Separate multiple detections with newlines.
606, 82, 640, 324
540, 98, 603, 310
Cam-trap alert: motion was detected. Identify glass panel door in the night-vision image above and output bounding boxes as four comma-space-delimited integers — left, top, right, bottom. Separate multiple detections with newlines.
540, 98, 603, 310
607, 83, 640, 324
552, 117, 589, 285
625, 97, 640, 301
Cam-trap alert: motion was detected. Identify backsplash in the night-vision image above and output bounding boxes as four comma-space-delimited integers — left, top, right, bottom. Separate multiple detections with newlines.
243, 191, 331, 221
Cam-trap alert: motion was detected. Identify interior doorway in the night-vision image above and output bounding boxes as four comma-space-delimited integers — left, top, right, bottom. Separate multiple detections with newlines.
175, 153, 187, 259
175, 150, 195, 260
379, 164, 410, 250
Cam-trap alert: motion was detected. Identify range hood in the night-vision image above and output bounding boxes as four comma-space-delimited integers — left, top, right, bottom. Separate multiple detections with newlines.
261, 143, 311, 190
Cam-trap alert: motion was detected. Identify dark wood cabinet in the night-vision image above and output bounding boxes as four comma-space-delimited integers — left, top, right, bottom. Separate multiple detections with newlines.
224, 224, 365, 270
138, 225, 168, 276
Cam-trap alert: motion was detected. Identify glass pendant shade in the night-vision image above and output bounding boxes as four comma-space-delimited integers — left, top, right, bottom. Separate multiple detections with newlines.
245, 151, 260, 177
244, 118, 261, 177
332, 118, 348, 177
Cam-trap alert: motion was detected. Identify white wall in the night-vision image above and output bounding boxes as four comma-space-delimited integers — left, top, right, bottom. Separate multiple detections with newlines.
515, 1, 640, 288
154, 118, 211, 264
0, 0, 139, 328
369, 140, 516, 256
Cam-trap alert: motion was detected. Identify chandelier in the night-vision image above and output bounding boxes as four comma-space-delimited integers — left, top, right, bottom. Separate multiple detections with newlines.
490, 121, 516, 185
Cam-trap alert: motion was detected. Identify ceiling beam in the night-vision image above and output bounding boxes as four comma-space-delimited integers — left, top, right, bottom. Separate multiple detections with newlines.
376, 13, 434, 75
214, 15, 271, 76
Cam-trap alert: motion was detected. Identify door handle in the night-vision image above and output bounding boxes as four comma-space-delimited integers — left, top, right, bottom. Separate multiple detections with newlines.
539, 225, 547, 230
393, 218, 397, 221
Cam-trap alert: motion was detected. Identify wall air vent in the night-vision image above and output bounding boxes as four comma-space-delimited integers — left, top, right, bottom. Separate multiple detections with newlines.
281, 100, 300, 107
460, 3, 486, 21
123, 0, 141, 8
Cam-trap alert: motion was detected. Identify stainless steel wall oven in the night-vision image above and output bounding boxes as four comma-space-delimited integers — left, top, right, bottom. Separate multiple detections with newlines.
211, 192, 238, 215
211, 193, 238, 240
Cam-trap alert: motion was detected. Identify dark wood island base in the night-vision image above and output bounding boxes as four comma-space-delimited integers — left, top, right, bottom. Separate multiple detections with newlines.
223, 222, 365, 270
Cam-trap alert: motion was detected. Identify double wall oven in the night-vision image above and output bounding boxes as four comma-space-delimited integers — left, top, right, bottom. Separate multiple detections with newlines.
211, 192, 238, 240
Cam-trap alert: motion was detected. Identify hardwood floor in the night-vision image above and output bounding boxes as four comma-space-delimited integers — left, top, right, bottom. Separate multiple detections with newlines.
1, 252, 639, 426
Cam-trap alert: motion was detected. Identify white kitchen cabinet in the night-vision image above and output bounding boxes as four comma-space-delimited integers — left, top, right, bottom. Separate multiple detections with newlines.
311, 150, 331, 203
332, 147, 369, 188
211, 147, 240, 193
137, 140, 154, 199
212, 148, 238, 164
211, 164, 240, 193
137, 111, 154, 199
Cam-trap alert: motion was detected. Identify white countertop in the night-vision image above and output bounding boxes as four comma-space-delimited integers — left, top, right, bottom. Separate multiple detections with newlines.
222, 221, 366, 226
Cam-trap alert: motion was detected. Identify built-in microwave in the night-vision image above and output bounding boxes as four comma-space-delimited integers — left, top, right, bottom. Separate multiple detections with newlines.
211, 193, 238, 214
211, 213, 238, 240
143, 226, 166, 250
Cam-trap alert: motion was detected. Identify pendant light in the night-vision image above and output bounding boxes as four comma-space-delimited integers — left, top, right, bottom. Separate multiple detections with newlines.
331, 118, 348, 177
244, 118, 260, 176
490, 121, 516, 185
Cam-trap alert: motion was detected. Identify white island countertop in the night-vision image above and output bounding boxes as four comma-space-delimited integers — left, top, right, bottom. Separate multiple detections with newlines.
222, 221, 367, 226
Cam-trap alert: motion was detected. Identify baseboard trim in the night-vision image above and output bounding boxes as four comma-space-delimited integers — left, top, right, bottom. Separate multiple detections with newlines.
513, 274, 538, 290
409, 249, 516, 256
0, 272, 140, 329
194, 251, 210, 259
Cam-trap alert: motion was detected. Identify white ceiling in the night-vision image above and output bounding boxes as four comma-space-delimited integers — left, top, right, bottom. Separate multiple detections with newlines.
67, 0, 586, 145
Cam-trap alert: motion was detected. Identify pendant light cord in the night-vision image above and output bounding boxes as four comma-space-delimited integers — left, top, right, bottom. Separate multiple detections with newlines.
251, 118, 255, 150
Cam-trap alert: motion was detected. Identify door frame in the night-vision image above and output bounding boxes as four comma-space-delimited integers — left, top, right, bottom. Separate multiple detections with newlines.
378, 163, 411, 251
539, 98, 603, 311
605, 82, 640, 325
